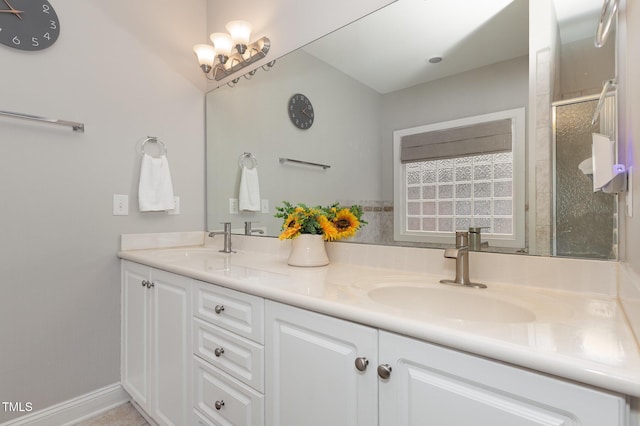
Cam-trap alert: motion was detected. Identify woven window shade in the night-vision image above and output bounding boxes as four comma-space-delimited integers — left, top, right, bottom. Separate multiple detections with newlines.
400, 118, 512, 163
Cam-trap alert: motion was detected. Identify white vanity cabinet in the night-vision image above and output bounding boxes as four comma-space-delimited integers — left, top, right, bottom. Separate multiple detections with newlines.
378, 331, 628, 426
265, 301, 629, 426
121, 261, 192, 426
192, 280, 265, 425
265, 300, 379, 426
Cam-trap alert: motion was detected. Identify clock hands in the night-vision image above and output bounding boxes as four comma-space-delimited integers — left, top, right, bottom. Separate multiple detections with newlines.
301, 107, 312, 118
1, 0, 23, 19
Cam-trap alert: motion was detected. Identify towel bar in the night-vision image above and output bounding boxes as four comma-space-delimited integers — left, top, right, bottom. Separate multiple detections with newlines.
279, 157, 330, 170
0, 110, 84, 132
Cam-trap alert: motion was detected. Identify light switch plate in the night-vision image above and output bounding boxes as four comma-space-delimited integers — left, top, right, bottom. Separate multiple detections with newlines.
229, 198, 239, 214
113, 194, 128, 216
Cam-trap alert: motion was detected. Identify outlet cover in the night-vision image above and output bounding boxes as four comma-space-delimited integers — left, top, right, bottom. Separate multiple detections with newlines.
261, 199, 269, 213
168, 196, 180, 215
113, 194, 128, 216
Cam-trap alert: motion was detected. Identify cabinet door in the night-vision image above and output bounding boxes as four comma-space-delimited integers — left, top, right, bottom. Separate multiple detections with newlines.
379, 331, 627, 426
121, 261, 151, 413
149, 269, 192, 426
265, 301, 378, 426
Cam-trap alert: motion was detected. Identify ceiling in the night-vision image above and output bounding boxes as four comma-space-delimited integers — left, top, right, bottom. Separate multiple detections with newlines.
303, 0, 603, 94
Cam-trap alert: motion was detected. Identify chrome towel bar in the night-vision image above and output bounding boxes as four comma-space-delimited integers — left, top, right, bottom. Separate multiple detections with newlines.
0, 110, 84, 132
279, 157, 330, 170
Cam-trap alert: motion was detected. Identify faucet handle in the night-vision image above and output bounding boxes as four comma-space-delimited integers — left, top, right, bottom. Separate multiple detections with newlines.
454, 231, 469, 248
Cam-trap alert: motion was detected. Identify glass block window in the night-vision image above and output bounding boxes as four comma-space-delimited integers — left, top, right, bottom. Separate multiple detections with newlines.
404, 152, 514, 236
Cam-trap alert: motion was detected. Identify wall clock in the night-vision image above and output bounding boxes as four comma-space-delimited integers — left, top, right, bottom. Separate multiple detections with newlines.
288, 93, 314, 130
0, 0, 60, 51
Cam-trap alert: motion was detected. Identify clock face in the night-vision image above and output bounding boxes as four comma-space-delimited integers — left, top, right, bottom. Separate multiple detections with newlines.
0, 0, 60, 51
288, 93, 314, 130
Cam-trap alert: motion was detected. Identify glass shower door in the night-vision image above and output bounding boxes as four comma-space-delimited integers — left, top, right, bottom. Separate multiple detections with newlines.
552, 95, 617, 259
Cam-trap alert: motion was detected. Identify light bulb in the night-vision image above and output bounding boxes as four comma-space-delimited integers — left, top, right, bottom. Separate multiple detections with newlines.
192, 44, 215, 73
209, 32, 233, 60
226, 20, 252, 53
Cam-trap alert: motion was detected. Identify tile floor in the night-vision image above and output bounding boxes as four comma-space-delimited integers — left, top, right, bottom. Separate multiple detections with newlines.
72, 403, 149, 426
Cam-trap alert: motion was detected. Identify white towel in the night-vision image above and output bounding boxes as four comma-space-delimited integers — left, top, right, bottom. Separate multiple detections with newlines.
138, 153, 176, 212
239, 165, 261, 211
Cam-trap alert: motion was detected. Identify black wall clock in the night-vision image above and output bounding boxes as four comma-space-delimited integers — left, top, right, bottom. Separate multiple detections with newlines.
0, 0, 60, 51
288, 93, 314, 130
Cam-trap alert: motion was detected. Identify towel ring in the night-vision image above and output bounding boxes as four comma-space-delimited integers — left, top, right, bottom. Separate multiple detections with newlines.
595, 0, 618, 48
239, 152, 258, 169
141, 136, 167, 157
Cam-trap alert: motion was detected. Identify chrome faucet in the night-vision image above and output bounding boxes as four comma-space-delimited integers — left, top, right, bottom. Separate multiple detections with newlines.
208, 222, 234, 253
440, 231, 487, 289
244, 221, 265, 236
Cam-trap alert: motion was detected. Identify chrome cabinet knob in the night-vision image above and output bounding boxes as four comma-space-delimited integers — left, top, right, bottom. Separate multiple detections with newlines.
354, 357, 369, 372
377, 364, 392, 379
214, 347, 225, 357
214, 400, 225, 410
147, 281, 154, 288
141, 280, 149, 287
214, 304, 225, 314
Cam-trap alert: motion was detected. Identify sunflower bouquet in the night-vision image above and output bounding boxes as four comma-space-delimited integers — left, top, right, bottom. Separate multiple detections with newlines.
275, 201, 366, 241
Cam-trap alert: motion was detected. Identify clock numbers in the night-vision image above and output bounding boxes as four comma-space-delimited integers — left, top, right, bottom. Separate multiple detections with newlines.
0, 0, 60, 51
288, 94, 314, 130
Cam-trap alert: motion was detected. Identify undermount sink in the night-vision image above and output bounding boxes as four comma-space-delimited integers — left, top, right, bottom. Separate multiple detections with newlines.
368, 285, 536, 323
151, 248, 230, 270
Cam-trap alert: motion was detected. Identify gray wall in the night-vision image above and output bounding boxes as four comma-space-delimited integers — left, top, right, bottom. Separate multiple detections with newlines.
0, 0, 206, 421
380, 55, 529, 201
206, 50, 383, 235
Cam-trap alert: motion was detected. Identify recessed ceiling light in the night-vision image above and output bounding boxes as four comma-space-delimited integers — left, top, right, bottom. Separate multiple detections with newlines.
427, 56, 443, 64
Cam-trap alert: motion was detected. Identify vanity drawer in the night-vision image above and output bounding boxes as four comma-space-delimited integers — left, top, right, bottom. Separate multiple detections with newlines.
193, 317, 264, 392
193, 280, 264, 344
193, 356, 264, 426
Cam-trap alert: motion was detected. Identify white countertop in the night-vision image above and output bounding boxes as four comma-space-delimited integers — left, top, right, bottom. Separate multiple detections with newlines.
118, 237, 640, 398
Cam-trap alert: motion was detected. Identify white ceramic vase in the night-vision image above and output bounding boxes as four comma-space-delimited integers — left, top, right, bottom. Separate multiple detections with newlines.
287, 234, 329, 267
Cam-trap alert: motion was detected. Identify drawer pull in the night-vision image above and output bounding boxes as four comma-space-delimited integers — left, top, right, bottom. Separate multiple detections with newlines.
354, 357, 369, 372
214, 304, 225, 314
215, 400, 225, 410
214, 347, 225, 357
377, 364, 392, 379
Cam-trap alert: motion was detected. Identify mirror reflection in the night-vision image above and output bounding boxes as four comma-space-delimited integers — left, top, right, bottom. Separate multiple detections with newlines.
206, 0, 618, 259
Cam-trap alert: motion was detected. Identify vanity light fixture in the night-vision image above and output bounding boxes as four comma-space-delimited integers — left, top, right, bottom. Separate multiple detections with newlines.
193, 20, 274, 87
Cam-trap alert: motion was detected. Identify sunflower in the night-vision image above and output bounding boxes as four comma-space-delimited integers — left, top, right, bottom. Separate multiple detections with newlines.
279, 213, 302, 240
333, 208, 360, 240
317, 215, 338, 241
275, 201, 366, 240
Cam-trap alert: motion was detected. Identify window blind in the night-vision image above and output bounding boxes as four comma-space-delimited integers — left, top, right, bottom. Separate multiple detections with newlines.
400, 118, 512, 163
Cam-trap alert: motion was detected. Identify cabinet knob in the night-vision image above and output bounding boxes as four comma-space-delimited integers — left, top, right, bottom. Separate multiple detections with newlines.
214, 400, 225, 410
141, 280, 149, 287
377, 364, 392, 379
354, 357, 369, 372
147, 281, 154, 288
214, 347, 225, 357
214, 304, 225, 314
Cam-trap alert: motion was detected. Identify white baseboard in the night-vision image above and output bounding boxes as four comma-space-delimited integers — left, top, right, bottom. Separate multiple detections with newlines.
0, 383, 129, 426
